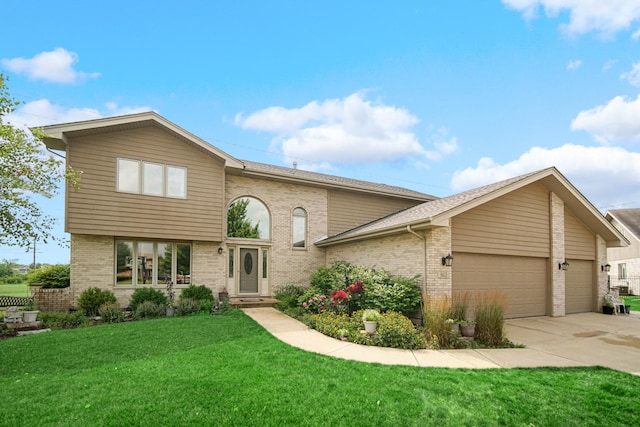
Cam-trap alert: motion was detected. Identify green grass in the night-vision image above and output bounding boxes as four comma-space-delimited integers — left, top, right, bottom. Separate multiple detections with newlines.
0, 282, 28, 297
623, 296, 640, 311
1, 311, 639, 426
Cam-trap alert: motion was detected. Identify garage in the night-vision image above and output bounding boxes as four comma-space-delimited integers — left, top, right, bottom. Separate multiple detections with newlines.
452, 252, 548, 318
565, 259, 593, 314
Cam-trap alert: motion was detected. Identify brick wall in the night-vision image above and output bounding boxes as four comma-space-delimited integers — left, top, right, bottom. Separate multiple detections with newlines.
31, 285, 72, 312
225, 175, 328, 292
550, 192, 566, 316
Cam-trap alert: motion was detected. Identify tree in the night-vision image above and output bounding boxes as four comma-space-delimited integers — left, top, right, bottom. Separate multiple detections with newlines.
0, 73, 81, 247
227, 198, 260, 238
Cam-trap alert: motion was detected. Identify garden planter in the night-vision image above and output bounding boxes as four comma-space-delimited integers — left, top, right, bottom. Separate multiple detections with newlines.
363, 321, 377, 334
602, 306, 614, 315
460, 324, 475, 337
218, 291, 229, 302
451, 323, 460, 335
166, 306, 175, 317
22, 310, 39, 323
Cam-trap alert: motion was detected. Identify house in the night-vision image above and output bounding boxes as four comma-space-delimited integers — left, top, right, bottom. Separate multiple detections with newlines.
39, 112, 627, 318
605, 209, 640, 295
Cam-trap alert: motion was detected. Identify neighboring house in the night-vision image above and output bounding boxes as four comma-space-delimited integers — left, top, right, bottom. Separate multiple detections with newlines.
40, 112, 626, 318
605, 209, 640, 295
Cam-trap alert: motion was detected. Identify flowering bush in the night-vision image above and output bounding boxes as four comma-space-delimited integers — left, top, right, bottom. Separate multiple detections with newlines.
347, 280, 365, 295
302, 294, 329, 313
307, 310, 425, 350
331, 289, 349, 304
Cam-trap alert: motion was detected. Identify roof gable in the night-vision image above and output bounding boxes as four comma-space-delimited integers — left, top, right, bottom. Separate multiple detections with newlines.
36, 111, 245, 168
317, 167, 627, 248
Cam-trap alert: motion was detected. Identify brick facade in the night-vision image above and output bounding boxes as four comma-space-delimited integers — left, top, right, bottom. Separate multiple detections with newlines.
550, 192, 566, 316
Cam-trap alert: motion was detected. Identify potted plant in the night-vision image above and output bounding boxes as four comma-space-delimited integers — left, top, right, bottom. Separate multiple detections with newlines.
459, 319, 476, 337
602, 293, 615, 315
21, 299, 39, 323
166, 280, 176, 317
362, 309, 381, 334
218, 287, 229, 302
446, 318, 460, 335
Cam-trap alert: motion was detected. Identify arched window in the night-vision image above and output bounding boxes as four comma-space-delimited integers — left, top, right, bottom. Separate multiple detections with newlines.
292, 207, 307, 249
227, 196, 270, 239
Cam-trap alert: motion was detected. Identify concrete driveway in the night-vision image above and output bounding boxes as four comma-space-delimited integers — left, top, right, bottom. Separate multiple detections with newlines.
500, 312, 640, 375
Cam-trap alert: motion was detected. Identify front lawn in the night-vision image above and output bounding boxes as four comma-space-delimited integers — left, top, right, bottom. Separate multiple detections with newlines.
1, 310, 638, 426
0, 282, 28, 297
623, 296, 640, 312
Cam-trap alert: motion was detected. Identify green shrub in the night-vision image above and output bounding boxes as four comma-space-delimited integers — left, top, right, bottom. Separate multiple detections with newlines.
199, 299, 213, 313
373, 311, 425, 349
175, 297, 200, 315
129, 287, 168, 311
364, 276, 422, 315
274, 284, 306, 311
98, 303, 125, 323
180, 284, 214, 302
77, 287, 117, 316
135, 301, 165, 319
0, 274, 27, 284
27, 265, 70, 288
39, 311, 89, 329
309, 310, 424, 350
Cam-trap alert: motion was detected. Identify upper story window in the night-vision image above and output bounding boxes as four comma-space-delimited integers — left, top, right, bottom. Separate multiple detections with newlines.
292, 207, 307, 249
227, 196, 270, 239
117, 158, 187, 199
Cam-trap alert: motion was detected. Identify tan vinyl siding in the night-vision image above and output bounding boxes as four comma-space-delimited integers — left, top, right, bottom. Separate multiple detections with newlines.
67, 125, 225, 241
451, 183, 550, 257
565, 209, 595, 260
327, 189, 421, 236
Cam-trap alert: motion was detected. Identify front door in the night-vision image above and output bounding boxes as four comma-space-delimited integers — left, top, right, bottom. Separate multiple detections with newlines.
239, 248, 259, 294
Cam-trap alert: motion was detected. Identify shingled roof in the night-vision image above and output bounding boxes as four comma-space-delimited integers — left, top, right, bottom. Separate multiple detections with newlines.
316, 167, 627, 247
606, 209, 640, 240
237, 160, 436, 201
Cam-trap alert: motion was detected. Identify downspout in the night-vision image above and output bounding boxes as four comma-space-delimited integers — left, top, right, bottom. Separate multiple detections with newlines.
406, 225, 427, 295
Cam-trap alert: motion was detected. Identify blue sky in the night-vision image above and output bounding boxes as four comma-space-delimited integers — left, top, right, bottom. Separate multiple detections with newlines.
2, 0, 640, 265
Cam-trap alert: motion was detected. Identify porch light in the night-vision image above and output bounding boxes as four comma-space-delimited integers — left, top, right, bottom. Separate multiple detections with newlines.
558, 260, 569, 271
601, 263, 611, 273
218, 247, 224, 255
442, 254, 454, 267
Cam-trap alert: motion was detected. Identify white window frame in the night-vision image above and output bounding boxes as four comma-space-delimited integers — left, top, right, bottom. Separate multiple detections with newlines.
116, 158, 187, 199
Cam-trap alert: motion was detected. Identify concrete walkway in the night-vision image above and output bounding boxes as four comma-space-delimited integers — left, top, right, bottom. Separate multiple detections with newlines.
242, 307, 640, 375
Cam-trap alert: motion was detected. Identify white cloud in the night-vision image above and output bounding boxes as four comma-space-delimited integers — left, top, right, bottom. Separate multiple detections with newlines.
502, 0, 640, 37
571, 95, 640, 143
567, 59, 582, 70
620, 62, 640, 87
7, 99, 152, 128
633, 28, 640, 39
450, 144, 640, 209
1, 48, 100, 84
602, 60, 617, 72
235, 92, 457, 166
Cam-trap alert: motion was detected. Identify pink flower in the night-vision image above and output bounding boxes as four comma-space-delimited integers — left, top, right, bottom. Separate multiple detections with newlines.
347, 281, 365, 294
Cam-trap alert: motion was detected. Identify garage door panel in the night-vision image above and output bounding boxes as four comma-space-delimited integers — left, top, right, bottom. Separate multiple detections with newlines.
453, 253, 547, 319
566, 259, 593, 314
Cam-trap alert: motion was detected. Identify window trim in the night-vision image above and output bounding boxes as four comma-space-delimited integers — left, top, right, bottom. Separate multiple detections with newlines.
115, 239, 192, 286
292, 207, 307, 250
116, 158, 187, 199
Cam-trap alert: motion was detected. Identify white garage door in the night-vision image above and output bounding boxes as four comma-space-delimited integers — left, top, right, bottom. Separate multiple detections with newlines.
565, 259, 593, 314
452, 253, 548, 319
